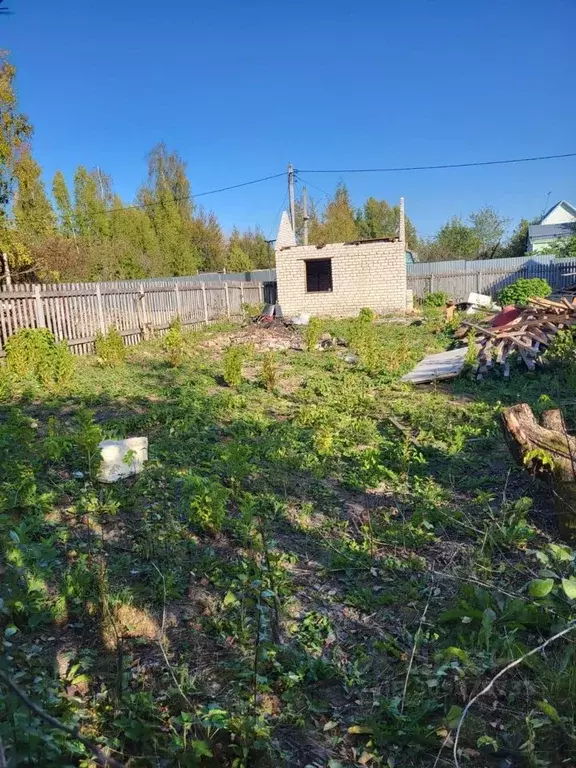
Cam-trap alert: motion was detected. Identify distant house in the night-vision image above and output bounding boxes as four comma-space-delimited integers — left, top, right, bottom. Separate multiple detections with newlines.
528, 200, 576, 253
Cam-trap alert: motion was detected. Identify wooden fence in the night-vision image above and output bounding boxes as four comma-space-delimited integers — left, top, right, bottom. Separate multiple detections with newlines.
0, 279, 264, 355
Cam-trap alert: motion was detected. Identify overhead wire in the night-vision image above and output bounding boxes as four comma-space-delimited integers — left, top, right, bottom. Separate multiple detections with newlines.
296, 151, 576, 174
267, 188, 289, 240
106, 171, 286, 214
294, 174, 332, 200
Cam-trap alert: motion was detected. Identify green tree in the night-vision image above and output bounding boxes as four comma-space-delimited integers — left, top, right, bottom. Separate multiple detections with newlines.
420, 216, 481, 262
13, 151, 56, 241
191, 210, 226, 272
139, 143, 199, 276
52, 171, 76, 239
469, 206, 509, 258
226, 243, 253, 272
0, 52, 33, 280
355, 196, 418, 248
311, 183, 358, 243
229, 226, 272, 269
73, 165, 110, 242
501, 219, 529, 259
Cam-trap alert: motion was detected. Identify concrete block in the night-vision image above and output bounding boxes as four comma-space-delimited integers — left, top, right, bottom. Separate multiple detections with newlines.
98, 437, 148, 483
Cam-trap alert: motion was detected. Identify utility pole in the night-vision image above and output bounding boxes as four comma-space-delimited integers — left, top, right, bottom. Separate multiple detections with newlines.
288, 163, 296, 233
265, 239, 275, 270
302, 187, 309, 245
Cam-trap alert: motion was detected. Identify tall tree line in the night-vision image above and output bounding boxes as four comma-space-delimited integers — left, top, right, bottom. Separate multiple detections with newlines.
0, 54, 271, 283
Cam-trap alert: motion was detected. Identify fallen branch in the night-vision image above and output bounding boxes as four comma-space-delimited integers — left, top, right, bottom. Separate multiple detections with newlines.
453, 620, 576, 768
400, 576, 434, 714
0, 669, 124, 768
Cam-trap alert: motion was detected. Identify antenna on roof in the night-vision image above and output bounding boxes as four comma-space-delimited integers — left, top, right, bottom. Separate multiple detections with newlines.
542, 191, 552, 217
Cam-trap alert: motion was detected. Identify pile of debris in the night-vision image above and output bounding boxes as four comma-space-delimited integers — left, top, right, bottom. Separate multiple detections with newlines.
454, 295, 576, 376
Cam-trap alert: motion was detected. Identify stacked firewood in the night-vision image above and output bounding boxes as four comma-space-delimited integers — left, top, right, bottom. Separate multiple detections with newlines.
454, 296, 576, 376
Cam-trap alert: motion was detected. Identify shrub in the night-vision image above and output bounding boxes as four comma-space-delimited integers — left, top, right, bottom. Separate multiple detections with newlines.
423, 291, 448, 308
242, 302, 264, 319
358, 307, 376, 323
546, 329, 576, 373
498, 278, 551, 307
95, 327, 126, 367
304, 317, 323, 352
183, 474, 229, 531
5, 328, 75, 389
163, 316, 184, 366
223, 345, 248, 387
349, 317, 381, 372
260, 352, 278, 392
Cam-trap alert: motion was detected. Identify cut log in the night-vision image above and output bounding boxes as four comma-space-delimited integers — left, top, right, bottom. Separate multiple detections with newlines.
501, 404, 576, 540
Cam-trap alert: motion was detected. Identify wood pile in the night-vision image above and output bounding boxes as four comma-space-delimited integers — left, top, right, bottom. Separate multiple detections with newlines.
454, 296, 576, 377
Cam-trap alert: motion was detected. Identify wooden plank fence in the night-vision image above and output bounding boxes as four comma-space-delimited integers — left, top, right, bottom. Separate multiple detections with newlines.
0, 279, 264, 355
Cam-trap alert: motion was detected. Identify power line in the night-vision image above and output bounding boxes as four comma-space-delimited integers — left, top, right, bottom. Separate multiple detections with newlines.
295, 174, 332, 200
267, 188, 289, 240
296, 151, 576, 174
108, 171, 286, 214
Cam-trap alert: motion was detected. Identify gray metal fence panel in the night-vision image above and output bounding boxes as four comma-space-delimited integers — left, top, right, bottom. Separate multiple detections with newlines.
407, 256, 576, 301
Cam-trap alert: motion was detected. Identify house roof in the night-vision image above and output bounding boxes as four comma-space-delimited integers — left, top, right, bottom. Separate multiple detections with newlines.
539, 200, 576, 224
529, 223, 576, 240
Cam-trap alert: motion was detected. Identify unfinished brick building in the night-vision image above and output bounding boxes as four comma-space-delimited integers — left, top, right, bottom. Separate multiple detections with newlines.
274, 198, 409, 317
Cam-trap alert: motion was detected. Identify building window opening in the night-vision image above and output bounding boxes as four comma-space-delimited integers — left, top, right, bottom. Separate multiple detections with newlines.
306, 259, 332, 292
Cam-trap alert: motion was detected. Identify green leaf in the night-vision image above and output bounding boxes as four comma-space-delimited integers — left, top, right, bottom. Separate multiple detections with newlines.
323, 720, 338, 732
549, 543, 574, 563
348, 724, 373, 734
4, 625, 18, 638
9, 530, 20, 544
446, 704, 463, 729
222, 591, 238, 607
536, 700, 560, 723
191, 740, 212, 758
561, 577, 576, 600
528, 578, 554, 598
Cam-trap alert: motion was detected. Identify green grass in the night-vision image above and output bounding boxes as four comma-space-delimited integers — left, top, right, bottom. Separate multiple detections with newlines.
1, 316, 575, 767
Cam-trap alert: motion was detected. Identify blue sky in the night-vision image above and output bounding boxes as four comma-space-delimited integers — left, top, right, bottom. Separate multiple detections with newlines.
3, 0, 575, 240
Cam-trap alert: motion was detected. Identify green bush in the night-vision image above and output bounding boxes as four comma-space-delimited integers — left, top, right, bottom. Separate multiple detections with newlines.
498, 278, 551, 307
260, 352, 278, 392
5, 328, 75, 389
95, 327, 126, 367
358, 307, 376, 323
163, 316, 184, 366
223, 344, 248, 387
423, 291, 448, 308
304, 317, 323, 352
242, 302, 264, 319
545, 329, 576, 373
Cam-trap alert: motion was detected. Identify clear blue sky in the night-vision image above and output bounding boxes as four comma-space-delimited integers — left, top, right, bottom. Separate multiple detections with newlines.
3, 0, 575, 240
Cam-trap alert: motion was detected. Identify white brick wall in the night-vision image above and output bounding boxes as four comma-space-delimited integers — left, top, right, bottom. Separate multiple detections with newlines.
275, 239, 408, 317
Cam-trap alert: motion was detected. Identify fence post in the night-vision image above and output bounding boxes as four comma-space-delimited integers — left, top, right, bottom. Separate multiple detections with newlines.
34, 285, 45, 328
174, 283, 182, 318
201, 283, 209, 325
224, 282, 230, 318
240, 282, 244, 307
95, 285, 106, 335
476, 271, 481, 292
137, 284, 149, 339
259, 282, 264, 303
430, 275, 435, 293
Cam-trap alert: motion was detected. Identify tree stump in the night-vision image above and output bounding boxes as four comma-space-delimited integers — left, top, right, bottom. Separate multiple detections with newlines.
501, 403, 576, 540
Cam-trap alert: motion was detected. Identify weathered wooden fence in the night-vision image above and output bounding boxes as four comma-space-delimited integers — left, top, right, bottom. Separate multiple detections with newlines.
0, 279, 264, 355
407, 255, 576, 302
